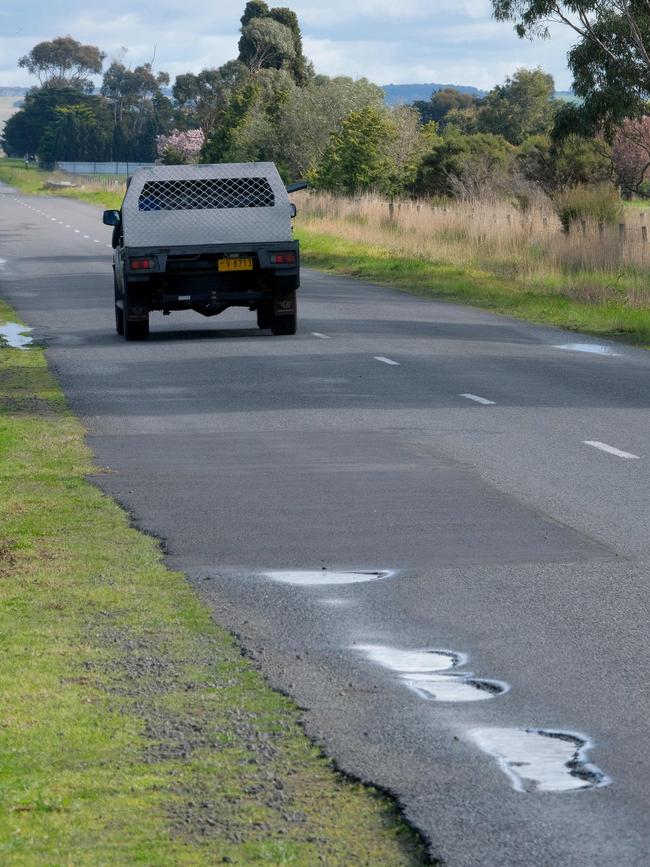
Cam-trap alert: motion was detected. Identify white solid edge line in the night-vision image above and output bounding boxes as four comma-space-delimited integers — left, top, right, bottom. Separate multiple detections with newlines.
312, 332, 331, 339
460, 393, 496, 406
374, 356, 400, 366
584, 441, 640, 460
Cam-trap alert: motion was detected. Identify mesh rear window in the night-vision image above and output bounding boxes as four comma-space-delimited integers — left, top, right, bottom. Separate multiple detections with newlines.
138, 177, 275, 212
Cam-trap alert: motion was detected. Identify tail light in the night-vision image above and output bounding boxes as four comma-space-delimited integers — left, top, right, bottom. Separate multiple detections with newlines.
270, 252, 296, 265
130, 257, 156, 270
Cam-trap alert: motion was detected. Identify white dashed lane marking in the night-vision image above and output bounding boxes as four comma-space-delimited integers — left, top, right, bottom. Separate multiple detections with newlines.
583, 441, 640, 460
312, 332, 331, 340
374, 356, 400, 366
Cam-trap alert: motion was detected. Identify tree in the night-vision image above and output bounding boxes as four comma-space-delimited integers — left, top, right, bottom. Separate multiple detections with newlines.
240, 17, 296, 73
491, 2, 650, 121
414, 88, 478, 125
173, 61, 247, 133
613, 117, 650, 192
553, 134, 613, 185
477, 67, 557, 144
311, 106, 398, 195
238, 1, 309, 83
414, 130, 515, 198
271, 75, 385, 178
38, 102, 112, 166
18, 36, 104, 92
201, 77, 260, 162
1, 87, 108, 159
101, 61, 173, 160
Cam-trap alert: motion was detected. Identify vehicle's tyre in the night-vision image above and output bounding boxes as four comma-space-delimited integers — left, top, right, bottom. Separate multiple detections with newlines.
114, 272, 124, 335
256, 301, 273, 329
270, 292, 297, 336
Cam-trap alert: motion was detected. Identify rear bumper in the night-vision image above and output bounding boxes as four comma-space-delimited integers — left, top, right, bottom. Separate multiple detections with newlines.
120, 241, 300, 309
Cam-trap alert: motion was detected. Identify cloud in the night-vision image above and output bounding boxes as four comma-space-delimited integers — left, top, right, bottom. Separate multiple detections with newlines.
0, 0, 575, 90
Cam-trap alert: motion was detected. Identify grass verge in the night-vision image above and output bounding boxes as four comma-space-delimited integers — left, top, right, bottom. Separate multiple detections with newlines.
297, 226, 650, 347
0, 159, 123, 209
0, 301, 428, 864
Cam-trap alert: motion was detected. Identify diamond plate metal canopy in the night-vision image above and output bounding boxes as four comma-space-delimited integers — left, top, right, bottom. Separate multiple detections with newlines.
122, 162, 292, 247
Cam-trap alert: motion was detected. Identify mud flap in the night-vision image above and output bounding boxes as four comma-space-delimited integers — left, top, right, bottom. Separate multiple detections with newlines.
274, 293, 297, 316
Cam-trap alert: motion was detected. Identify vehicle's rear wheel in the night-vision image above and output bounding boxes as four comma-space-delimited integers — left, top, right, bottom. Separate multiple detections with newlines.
271, 292, 297, 336
256, 301, 273, 329
114, 273, 124, 335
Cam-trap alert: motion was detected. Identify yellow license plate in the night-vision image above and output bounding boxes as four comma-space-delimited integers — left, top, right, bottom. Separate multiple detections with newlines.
218, 258, 253, 272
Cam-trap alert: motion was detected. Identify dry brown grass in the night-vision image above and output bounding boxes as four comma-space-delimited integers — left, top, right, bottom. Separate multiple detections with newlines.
296, 192, 650, 308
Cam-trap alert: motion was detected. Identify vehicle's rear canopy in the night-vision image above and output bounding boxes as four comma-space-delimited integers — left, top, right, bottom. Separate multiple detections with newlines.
122, 162, 292, 247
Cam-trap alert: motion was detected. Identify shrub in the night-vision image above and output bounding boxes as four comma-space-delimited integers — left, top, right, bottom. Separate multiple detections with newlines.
553, 184, 622, 233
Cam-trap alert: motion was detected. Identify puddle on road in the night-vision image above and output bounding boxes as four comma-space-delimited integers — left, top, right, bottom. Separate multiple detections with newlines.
0, 323, 33, 349
355, 644, 463, 673
354, 643, 508, 703
264, 570, 394, 586
554, 343, 621, 356
470, 727, 610, 793
405, 674, 508, 702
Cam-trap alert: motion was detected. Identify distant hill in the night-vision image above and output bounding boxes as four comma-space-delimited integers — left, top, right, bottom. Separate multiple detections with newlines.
383, 82, 576, 105
0, 87, 28, 97
382, 83, 486, 105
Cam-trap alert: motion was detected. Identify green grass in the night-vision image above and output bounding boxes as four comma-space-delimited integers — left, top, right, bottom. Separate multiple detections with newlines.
297, 227, 650, 347
0, 301, 429, 865
0, 159, 123, 209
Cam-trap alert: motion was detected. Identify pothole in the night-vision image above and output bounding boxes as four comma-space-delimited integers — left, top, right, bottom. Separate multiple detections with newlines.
355, 644, 463, 673
263, 570, 394, 586
470, 727, 611, 793
0, 323, 32, 349
405, 675, 508, 702
353, 643, 508, 703
554, 343, 621, 356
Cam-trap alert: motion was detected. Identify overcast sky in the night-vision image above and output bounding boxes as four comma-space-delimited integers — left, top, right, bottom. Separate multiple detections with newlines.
0, 0, 576, 90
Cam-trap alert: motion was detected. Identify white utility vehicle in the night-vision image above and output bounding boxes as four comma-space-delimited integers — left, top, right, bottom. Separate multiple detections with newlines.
103, 162, 302, 340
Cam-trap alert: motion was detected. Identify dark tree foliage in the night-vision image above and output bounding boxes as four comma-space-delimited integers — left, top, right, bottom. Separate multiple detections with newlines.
18, 36, 104, 92
477, 68, 556, 144
1, 87, 108, 159
173, 62, 247, 132
201, 78, 260, 162
492, 1, 650, 122
238, 1, 309, 83
414, 88, 478, 125
414, 130, 514, 197
38, 103, 113, 166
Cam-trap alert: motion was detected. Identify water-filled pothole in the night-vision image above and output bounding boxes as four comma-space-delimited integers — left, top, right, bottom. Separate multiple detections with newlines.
405, 674, 508, 702
354, 643, 508, 703
0, 323, 32, 349
264, 570, 394, 586
470, 727, 610, 793
554, 343, 621, 356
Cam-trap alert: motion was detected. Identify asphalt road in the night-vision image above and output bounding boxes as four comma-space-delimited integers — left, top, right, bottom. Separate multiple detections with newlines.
2, 186, 649, 866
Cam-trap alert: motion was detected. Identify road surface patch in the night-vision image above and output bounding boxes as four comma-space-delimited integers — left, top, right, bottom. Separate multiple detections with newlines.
470, 727, 610, 793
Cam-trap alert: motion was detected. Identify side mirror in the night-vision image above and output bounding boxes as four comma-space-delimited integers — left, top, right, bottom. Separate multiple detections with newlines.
103, 209, 121, 227
290, 203, 297, 219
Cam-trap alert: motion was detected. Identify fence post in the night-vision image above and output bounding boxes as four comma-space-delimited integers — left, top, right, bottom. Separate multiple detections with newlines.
642, 226, 648, 243
506, 213, 512, 226
619, 223, 626, 240
581, 220, 587, 236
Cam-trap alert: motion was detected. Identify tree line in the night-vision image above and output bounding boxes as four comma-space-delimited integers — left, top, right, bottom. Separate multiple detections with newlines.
4, 1, 650, 203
